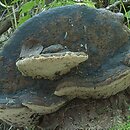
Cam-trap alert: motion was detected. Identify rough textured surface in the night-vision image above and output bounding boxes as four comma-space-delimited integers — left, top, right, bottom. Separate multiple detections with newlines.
0, 5, 130, 127
38, 91, 130, 130
16, 52, 88, 80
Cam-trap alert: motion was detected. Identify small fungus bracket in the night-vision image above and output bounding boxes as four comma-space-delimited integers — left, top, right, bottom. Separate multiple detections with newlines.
16, 51, 88, 80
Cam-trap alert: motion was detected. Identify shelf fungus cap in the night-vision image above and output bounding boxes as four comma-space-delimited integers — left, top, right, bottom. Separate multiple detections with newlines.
16, 51, 88, 80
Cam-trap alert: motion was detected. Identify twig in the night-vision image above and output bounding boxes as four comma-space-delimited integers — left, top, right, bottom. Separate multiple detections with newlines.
0, 1, 11, 8
0, 11, 19, 35
0, 10, 7, 19
12, 5, 18, 28
106, 0, 130, 11
120, 0, 129, 26
4, 0, 15, 30
0, 18, 12, 35
106, 0, 130, 26
8, 125, 13, 130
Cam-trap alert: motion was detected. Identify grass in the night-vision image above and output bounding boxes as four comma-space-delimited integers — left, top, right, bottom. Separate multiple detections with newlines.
110, 118, 130, 130
111, 123, 130, 130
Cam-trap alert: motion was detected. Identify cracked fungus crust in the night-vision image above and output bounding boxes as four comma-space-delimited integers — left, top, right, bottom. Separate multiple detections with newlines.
16, 52, 88, 80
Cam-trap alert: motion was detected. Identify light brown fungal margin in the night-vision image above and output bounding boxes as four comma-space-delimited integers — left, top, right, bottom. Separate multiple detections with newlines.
16, 52, 88, 80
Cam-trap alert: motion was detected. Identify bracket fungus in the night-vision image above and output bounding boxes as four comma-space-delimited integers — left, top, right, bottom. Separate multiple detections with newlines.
16, 52, 88, 80
0, 5, 130, 127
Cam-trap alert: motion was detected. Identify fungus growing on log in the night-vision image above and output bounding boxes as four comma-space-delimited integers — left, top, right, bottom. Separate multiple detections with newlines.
1, 5, 130, 127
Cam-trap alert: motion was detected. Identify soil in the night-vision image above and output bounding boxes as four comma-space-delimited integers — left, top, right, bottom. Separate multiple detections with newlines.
37, 89, 130, 130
